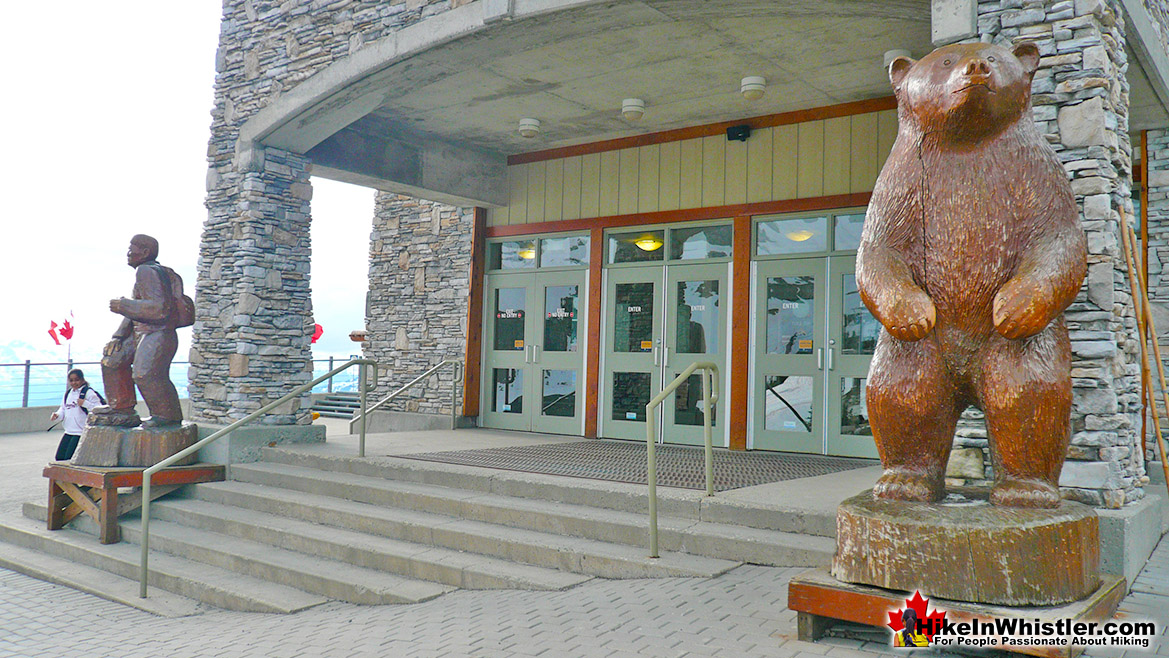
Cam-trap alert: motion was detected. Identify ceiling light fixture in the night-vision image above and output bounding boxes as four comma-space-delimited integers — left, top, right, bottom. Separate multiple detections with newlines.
622, 98, 646, 121
786, 230, 815, 242
740, 76, 766, 100
518, 118, 541, 138
634, 235, 663, 251
517, 246, 536, 260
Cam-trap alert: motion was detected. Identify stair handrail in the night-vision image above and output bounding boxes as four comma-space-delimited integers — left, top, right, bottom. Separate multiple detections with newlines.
138, 357, 378, 598
347, 359, 463, 454
645, 362, 719, 558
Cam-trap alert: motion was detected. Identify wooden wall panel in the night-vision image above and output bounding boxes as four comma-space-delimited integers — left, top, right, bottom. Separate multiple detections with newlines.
849, 112, 879, 193
545, 158, 564, 223
562, 155, 582, 221
527, 160, 546, 224
797, 120, 825, 199
618, 148, 640, 215
877, 109, 898, 168
507, 164, 527, 225
638, 145, 660, 213
580, 153, 601, 218
599, 150, 620, 217
584, 227, 604, 438
679, 139, 703, 208
746, 127, 773, 203
494, 107, 898, 225
822, 116, 851, 196
701, 135, 726, 208
773, 124, 799, 201
730, 215, 751, 450
659, 141, 681, 211
724, 136, 748, 206
463, 208, 487, 417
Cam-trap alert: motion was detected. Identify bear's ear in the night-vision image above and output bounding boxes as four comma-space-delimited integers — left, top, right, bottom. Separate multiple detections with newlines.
1012, 42, 1040, 76
888, 56, 915, 90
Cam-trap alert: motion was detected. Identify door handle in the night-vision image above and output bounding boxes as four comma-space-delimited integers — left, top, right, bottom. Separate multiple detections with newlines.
524, 345, 532, 363
533, 344, 540, 363
663, 346, 670, 367
827, 347, 835, 371
817, 348, 824, 370
653, 346, 661, 367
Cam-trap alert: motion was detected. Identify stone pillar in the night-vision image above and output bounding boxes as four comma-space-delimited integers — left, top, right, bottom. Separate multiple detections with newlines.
363, 193, 472, 416
190, 147, 316, 426
1145, 128, 1169, 463
962, 0, 1145, 508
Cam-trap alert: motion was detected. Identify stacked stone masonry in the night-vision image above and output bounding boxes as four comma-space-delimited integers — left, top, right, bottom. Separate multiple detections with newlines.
363, 194, 471, 415
1146, 128, 1169, 463
192, 0, 463, 427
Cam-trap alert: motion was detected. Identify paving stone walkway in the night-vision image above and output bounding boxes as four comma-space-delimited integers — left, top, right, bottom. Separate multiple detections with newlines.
0, 427, 1166, 657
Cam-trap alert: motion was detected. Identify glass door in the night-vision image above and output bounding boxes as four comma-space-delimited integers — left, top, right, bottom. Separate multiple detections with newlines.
752, 258, 825, 453
482, 271, 586, 434
662, 263, 726, 446
826, 255, 879, 457
601, 266, 663, 441
530, 271, 585, 434
483, 273, 535, 431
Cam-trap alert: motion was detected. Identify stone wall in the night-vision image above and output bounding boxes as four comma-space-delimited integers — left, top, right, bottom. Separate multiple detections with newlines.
1144, 128, 1169, 463
951, 0, 1146, 508
362, 194, 472, 415
191, 0, 462, 425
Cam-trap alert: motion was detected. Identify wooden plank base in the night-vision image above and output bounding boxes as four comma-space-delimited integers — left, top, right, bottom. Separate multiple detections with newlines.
789, 568, 1126, 658
44, 462, 225, 544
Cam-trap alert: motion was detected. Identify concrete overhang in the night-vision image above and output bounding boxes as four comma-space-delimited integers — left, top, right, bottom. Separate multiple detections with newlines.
1122, 0, 1169, 132
238, 0, 933, 205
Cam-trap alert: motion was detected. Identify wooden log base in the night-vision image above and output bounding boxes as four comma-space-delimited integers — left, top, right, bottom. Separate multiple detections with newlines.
833, 489, 1100, 605
789, 568, 1126, 658
44, 462, 225, 544
72, 421, 199, 467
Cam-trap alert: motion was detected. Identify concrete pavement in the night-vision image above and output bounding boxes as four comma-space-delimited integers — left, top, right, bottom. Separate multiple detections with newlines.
0, 425, 1166, 657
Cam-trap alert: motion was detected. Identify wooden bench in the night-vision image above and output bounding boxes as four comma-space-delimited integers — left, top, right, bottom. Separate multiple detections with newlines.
44, 462, 226, 544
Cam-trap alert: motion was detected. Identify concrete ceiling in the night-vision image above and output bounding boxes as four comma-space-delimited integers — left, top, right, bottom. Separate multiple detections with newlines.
361, 0, 933, 154
1129, 45, 1169, 132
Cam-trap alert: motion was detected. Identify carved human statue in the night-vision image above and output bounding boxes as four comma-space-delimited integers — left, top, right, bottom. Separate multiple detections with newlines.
90, 234, 186, 428
856, 41, 1087, 508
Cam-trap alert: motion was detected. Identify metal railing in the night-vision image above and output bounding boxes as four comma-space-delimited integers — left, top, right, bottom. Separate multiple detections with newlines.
0, 358, 356, 409
139, 358, 378, 598
348, 359, 463, 456
645, 362, 719, 558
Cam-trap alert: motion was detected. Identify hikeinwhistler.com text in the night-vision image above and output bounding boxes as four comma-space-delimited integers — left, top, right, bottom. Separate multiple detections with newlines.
924, 617, 1157, 649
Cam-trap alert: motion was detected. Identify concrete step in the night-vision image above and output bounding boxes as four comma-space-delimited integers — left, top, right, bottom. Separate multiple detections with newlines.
190, 479, 739, 579
0, 514, 326, 613
260, 446, 839, 536
0, 539, 204, 618
149, 497, 591, 591
117, 516, 453, 605
228, 462, 832, 566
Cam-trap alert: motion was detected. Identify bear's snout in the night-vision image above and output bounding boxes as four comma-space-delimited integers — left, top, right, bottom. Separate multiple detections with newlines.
963, 58, 991, 77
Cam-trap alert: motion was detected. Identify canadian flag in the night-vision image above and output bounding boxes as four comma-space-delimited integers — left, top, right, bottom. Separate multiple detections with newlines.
48, 313, 75, 346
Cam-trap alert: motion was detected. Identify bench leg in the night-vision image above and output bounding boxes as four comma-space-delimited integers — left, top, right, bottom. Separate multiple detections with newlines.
47, 480, 64, 531
99, 487, 120, 544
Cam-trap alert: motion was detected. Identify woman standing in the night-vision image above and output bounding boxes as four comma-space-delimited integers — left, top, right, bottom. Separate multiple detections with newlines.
49, 369, 105, 461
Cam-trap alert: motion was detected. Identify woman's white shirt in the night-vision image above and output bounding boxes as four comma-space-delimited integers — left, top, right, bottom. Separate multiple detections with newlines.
56, 388, 103, 434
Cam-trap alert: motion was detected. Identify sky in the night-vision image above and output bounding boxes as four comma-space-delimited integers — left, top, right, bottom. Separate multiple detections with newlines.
0, 3, 375, 368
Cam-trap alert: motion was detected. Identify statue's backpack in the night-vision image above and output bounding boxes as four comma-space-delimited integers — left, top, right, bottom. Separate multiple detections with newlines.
152, 264, 196, 328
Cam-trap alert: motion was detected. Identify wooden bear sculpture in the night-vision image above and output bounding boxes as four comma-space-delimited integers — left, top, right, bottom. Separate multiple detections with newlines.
857, 41, 1087, 508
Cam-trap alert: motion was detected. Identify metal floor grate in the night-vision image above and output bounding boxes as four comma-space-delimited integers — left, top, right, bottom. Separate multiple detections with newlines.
396, 440, 875, 492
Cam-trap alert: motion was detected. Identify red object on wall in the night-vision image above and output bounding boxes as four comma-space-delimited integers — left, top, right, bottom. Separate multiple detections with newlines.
311, 323, 324, 344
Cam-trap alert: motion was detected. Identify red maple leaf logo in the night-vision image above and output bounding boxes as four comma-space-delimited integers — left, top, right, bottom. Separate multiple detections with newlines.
887, 591, 947, 640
